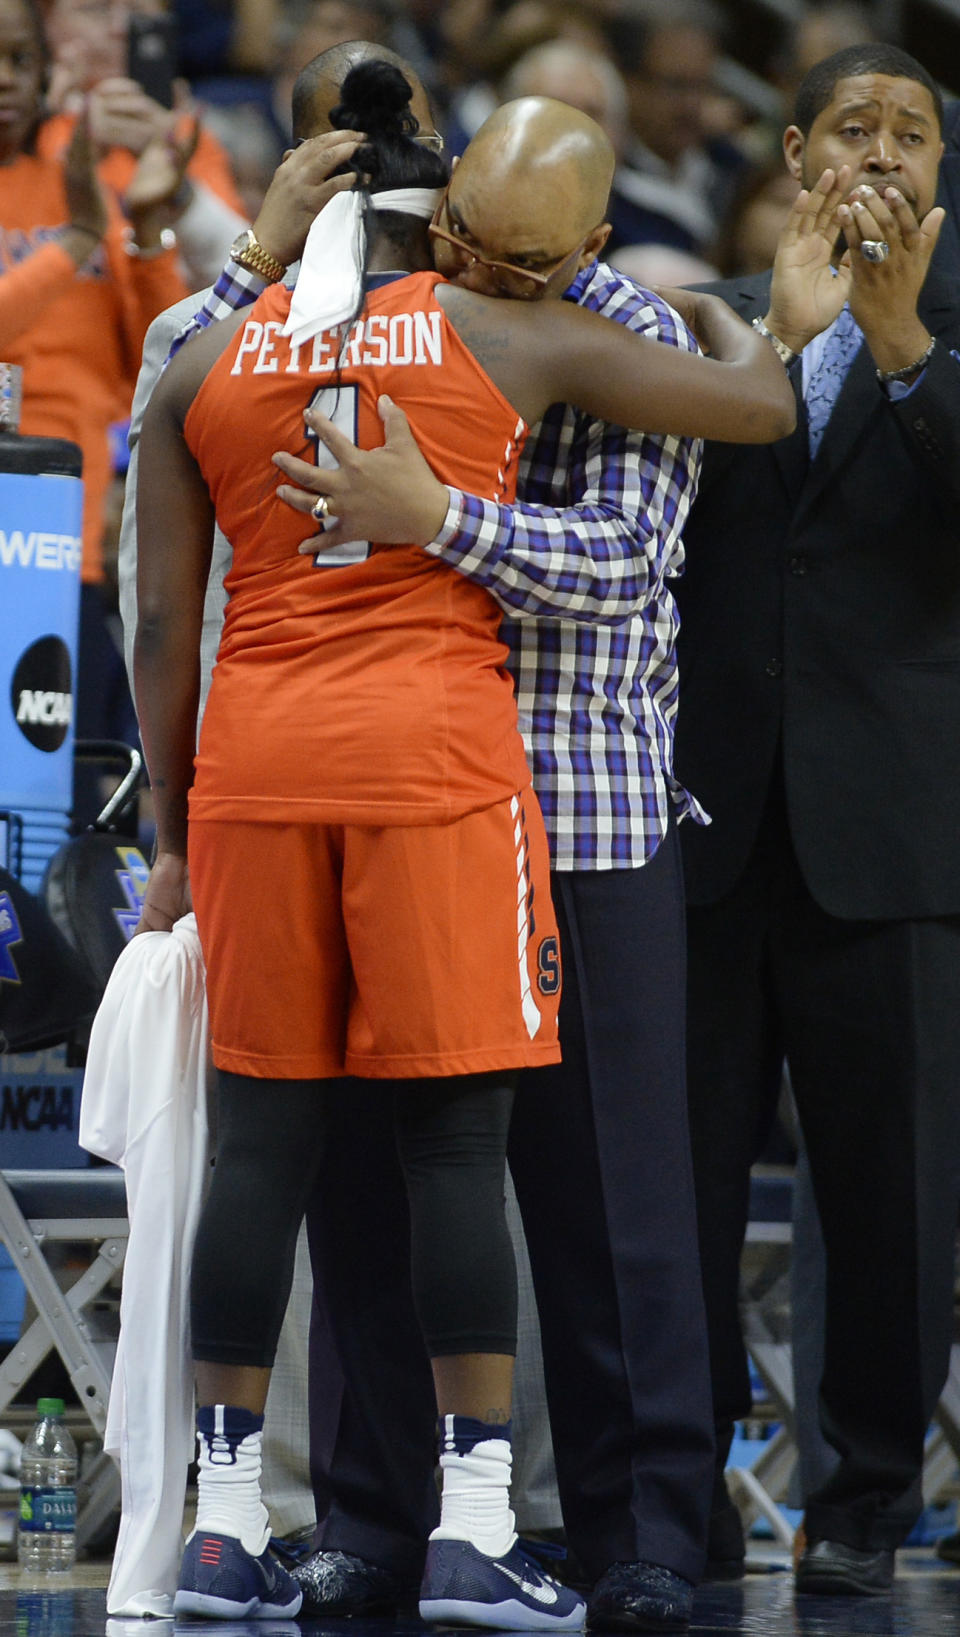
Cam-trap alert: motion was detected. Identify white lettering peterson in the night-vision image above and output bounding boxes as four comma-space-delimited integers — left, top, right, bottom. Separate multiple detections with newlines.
233, 311, 445, 376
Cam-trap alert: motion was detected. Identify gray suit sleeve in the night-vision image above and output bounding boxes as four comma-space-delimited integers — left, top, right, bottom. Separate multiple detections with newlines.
174, 182, 249, 291
118, 291, 234, 732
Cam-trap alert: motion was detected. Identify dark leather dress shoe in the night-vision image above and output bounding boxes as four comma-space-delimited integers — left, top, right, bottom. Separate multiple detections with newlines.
587, 1561, 694, 1631
290, 1547, 416, 1615
794, 1538, 895, 1596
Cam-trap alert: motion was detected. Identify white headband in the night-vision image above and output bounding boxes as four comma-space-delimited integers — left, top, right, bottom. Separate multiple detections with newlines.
282, 187, 443, 349
371, 188, 442, 218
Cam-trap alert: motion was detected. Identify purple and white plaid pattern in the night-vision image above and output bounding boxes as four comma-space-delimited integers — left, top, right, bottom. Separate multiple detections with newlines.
428, 261, 705, 869
167, 258, 271, 362
166, 258, 706, 870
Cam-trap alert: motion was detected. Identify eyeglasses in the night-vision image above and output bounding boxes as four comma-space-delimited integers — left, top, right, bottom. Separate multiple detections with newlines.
428, 190, 589, 299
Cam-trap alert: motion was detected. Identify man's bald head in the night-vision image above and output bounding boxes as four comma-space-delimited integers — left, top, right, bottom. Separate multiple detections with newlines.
459, 97, 615, 240
430, 97, 613, 300
292, 39, 435, 141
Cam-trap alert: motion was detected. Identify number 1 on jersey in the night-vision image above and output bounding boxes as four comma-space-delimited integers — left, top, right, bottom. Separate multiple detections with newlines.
305, 384, 371, 567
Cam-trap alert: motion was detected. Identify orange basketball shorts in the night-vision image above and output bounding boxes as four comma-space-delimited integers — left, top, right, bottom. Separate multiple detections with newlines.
188, 791, 562, 1080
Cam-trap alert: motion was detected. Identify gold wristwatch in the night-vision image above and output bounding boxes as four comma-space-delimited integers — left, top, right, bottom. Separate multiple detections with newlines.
229, 229, 287, 283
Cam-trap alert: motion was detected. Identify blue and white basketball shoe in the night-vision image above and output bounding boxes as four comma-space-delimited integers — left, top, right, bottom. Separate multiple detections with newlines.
419, 1537, 586, 1630
174, 1530, 303, 1619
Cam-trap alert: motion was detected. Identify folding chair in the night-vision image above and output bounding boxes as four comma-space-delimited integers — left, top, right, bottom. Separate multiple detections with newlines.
925, 1344, 960, 1504
0, 1167, 128, 1546
731, 1166, 960, 1545
0, 743, 147, 1544
726, 1165, 799, 1549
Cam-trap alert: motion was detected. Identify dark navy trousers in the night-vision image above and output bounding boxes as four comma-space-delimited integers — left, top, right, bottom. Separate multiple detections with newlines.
305, 825, 715, 1584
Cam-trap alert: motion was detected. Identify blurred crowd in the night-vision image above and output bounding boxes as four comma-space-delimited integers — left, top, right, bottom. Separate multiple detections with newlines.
163, 0, 951, 280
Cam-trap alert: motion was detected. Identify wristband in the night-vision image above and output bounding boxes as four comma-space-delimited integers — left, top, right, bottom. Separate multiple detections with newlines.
124, 227, 177, 259
876, 337, 935, 384
751, 316, 799, 367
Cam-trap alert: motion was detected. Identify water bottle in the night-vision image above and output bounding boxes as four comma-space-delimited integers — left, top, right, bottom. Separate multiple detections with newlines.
0, 360, 22, 431
17, 1398, 77, 1573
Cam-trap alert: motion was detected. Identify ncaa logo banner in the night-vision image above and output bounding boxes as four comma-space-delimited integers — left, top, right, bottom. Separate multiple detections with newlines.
0, 469, 83, 814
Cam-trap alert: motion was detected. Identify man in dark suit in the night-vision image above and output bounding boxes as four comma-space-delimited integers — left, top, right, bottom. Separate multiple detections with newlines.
675, 42, 960, 1597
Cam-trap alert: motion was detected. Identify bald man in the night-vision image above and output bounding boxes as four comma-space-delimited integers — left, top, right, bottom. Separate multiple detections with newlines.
280, 97, 712, 1634
140, 84, 716, 1636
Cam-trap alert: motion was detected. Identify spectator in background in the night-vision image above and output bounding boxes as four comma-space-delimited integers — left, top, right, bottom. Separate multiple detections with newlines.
500, 37, 628, 156
774, 3, 879, 111
603, 0, 748, 257
270, 0, 399, 141
442, 1, 608, 154
610, 242, 717, 284
0, 0, 190, 822
173, 0, 290, 194
34, 0, 249, 819
201, 100, 284, 221
172, 0, 281, 81
499, 36, 722, 284
43, 0, 249, 289
711, 158, 799, 278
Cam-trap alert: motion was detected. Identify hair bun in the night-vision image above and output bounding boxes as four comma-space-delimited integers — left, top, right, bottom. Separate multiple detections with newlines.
331, 60, 417, 141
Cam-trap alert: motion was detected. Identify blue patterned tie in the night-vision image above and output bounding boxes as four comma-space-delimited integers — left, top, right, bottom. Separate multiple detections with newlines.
805, 304, 863, 458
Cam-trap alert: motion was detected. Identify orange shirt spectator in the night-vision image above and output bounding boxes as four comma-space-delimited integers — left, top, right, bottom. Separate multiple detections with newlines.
40, 111, 245, 216
43, 1, 249, 287
0, 135, 186, 582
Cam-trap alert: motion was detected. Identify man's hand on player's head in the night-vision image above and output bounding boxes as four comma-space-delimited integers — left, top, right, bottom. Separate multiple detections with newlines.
253, 131, 366, 270
272, 396, 450, 553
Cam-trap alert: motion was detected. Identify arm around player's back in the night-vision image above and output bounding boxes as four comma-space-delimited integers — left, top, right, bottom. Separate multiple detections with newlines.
282, 276, 795, 623
427, 287, 703, 626
459, 283, 796, 446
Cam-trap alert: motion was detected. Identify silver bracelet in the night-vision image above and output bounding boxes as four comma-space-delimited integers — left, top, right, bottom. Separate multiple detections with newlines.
751, 316, 799, 367
876, 337, 935, 384
124, 227, 177, 260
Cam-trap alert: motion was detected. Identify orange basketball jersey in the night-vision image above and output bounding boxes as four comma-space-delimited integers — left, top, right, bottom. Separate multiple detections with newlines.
184, 271, 530, 826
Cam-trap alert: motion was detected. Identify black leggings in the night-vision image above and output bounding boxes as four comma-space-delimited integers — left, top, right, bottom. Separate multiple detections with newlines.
191, 1069, 518, 1368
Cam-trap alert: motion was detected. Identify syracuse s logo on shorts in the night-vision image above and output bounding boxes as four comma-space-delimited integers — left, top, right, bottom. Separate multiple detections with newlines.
536, 935, 561, 996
